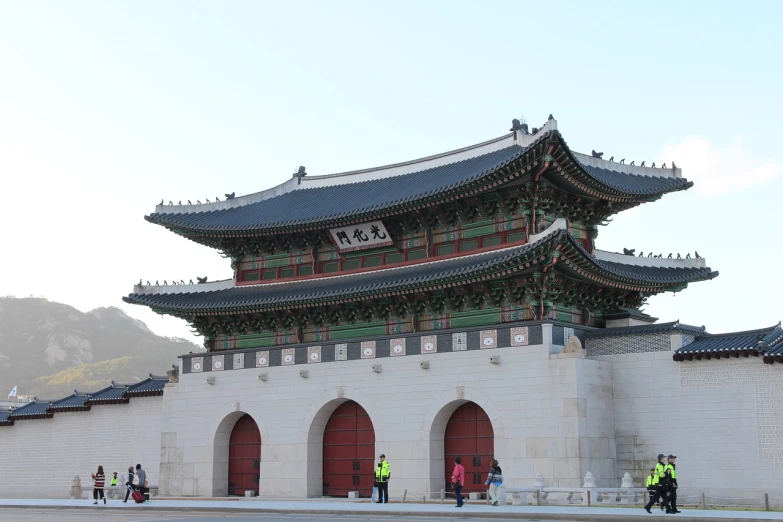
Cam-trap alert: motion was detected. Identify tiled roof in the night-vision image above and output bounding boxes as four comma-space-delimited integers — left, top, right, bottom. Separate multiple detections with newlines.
603, 307, 658, 323
49, 392, 91, 411
146, 131, 693, 236
578, 163, 691, 196
0, 409, 13, 425
126, 376, 168, 397
148, 146, 526, 233
585, 321, 706, 338
8, 400, 53, 419
85, 383, 130, 404
674, 324, 783, 362
125, 228, 716, 315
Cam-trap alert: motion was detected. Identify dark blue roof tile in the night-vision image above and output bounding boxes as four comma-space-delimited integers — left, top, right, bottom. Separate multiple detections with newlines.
49, 393, 91, 411
579, 164, 692, 196
126, 377, 168, 396
8, 400, 52, 419
125, 230, 716, 314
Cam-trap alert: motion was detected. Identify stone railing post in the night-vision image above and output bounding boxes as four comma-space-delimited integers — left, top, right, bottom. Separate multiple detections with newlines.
69, 475, 84, 499
620, 472, 635, 504
582, 471, 596, 505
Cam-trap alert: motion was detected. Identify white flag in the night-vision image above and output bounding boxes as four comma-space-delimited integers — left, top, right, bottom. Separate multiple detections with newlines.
8, 386, 17, 398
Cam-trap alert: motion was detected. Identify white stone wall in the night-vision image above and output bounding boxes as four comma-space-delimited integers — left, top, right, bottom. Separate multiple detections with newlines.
158, 341, 616, 498
594, 351, 783, 501
0, 397, 163, 498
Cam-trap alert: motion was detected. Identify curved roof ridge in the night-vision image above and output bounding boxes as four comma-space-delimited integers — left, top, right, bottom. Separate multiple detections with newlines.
697, 324, 780, 339
573, 151, 682, 178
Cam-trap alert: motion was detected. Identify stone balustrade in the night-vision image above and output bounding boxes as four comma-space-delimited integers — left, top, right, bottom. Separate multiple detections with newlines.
503, 471, 645, 506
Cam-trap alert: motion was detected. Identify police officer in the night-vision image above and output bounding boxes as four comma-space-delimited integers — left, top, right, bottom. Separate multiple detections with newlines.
374, 454, 391, 504
110, 472, 118, 487
665, 455, 681, 513
645, 468, 657, 505
645, 454, 671, 513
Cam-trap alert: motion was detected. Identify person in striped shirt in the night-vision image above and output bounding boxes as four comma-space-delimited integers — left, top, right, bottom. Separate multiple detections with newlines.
91, 466, 106, 504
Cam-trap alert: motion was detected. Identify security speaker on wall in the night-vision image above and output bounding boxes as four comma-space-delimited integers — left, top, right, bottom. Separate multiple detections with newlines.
489, 356, 501, 365
258, 373, 268, 382
299, 370, 309, 379
420, 361, 430, 370
372, 364, 382, 373
206, 376, 216, 385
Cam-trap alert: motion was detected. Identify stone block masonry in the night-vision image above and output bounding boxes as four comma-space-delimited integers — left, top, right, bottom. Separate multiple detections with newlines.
0, 397, 163, 498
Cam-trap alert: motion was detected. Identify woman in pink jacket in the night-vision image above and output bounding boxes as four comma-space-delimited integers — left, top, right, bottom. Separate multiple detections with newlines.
451, 457, 465, 507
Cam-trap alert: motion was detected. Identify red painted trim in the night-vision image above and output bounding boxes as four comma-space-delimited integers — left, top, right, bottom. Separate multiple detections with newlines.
236, 237, 532, 287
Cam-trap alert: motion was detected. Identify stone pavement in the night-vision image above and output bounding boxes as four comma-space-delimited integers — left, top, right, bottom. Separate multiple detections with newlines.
0, 499, 781, 521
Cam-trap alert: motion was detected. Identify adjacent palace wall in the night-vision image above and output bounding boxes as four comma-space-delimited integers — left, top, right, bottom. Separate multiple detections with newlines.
0, 323, 781, 501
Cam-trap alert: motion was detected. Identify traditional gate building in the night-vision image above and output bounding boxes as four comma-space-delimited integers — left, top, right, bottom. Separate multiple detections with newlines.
5, 115, 779, 501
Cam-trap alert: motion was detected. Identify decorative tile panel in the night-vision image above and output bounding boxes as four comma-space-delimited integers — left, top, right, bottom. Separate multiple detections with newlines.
233, 353, 244, 370
211, 355, 225, 371
335, 344, 348, 361
281, 348, 295, 365
452, 332, 467, 351
307, 346, 322, 363
480, 330, 497, 349
390, 338, 406, 357
256, 351, 269, 367
421, 335, 437, 354
361, 341, 376, 359
191, 357, 204, 373
511, 327, 530, 346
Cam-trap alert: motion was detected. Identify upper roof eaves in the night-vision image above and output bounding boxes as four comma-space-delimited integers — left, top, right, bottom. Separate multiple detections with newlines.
145, 117, 692, 236
8, 400, 53, 419
674, 324, 783, 362
585, 321, 707, 338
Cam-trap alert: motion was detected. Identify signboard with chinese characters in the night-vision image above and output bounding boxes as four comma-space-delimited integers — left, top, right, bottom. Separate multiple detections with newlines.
328, 221, 393, 252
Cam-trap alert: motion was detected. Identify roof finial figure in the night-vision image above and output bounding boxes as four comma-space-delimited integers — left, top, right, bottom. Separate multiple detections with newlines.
510, 119, 525, 132
155, 280, 159, 285
225, 192, 235, 200
661, 163, 666, 169
629, 161, 635, 166
686, 253, 691, 259
676, 253, 681, 259
293, 166, 308, 185
672, 162, 677, 169
609, 156, 614, 162
158, 199, 163, 206
215, 196, 220, 202
651, 162, 656, 168
548, 114, 554, 120
168, 201, 173, 205
695, 251, 701, 258
206, 198, 210, 203
189, 279, 194, 284
641, 161, 646, 167
178, 201, 182, 205
648, 253, 653, 258
180, 280, 185, 284
187, 200, 192, 205
163, 280, 168, 285
197, 276, 208, 284
196, 200, 201, 204
531, 127, 539, 135
623, 248, 635, 256
639, 251, 644, 257
620, 158, 625, 164
138, 279, 142, 286
146, 280, 151, 286
591, 150, 603, 159
667, 254, 672, 259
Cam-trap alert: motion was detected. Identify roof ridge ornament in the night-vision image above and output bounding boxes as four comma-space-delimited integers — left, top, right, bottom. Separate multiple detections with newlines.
293, 166, 307, 185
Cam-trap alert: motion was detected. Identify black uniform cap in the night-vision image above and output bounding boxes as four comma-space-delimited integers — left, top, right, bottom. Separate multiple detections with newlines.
657, 454, 665, 459
668, 455, 677, 459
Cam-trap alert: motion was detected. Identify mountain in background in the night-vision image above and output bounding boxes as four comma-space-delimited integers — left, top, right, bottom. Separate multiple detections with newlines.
0, 297, 202, 399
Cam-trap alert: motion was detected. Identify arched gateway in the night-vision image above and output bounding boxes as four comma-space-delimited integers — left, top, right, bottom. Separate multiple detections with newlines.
444, 402, 494, 493
228, 414, 261, 496
322, 400, 375, 497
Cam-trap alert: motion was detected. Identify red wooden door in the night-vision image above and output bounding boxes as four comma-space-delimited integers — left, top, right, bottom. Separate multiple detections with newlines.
323, 401, 375, 497
444, 402, 494, 493
228, 414, 261, 496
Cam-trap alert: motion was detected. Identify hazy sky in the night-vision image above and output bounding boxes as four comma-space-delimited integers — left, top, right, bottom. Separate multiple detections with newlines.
1, 1, 781, 345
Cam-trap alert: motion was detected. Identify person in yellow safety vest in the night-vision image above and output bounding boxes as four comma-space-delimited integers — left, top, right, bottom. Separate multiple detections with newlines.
644, 454, 671, 513
645, 468, 657, 493
110, 472, 118, 487
374, 454, 391, 504
664, 455, 681, 513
